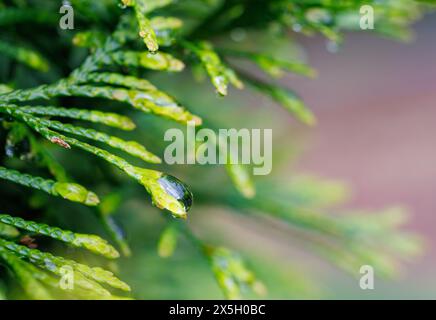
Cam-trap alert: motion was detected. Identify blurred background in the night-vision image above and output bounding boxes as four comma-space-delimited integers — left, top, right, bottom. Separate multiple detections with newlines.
295, 13, 436, 298
109, 13, 435, 299
2, 3, 434, 300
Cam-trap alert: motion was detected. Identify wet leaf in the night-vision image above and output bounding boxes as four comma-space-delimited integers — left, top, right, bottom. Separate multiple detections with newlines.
134, 0, 159, 52
157, 224, 179, 258
0, 40, 49, 72
0, 166, 99, 206
0, 214, 119, 259
245, 76, 316, 126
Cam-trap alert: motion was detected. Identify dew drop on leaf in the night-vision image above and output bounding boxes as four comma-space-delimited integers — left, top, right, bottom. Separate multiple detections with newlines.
158, 174, 193, 213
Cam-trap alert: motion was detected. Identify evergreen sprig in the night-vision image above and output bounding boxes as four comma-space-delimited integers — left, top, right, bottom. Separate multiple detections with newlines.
0, 166, 99, 206
0, 214, 119, 259
0, 0, 432, 299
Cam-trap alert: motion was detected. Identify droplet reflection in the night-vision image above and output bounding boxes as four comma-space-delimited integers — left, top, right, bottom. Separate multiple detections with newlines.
158, 174, 193, 213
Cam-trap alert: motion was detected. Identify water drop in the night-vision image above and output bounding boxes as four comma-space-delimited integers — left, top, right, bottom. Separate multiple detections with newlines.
126, 167, 192, 217
214, 75, 228, 96
158, 174, 193, 214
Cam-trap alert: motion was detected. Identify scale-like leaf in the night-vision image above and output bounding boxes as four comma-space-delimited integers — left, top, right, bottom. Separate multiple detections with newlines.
0, 214, 119, 259
245, 76, 316, 126
157, 224, 178, 258
19, 114, 161, 164
0, 166, 99, 206
133, 0, 159, 52
8, 105, 136, 131
0, 239, 130, 292
204, 246, 265, 299
183, 41, 243, 95
109, 51, 185, 71
7, 109, 193, 218
85, 73, 157, 91
0, 40, 49, 72
0, 247, 53, 300
1, 83, 202, 125
221, 49, 317, 78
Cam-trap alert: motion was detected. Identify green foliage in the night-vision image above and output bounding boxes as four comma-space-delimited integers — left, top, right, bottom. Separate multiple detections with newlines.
13, 105, 137, 131
244, 75, 316, 126
132, 0, 160, 52
0, 40, 49, 72
205, 246, 266, 300
183, 40, 244, 96
0, 214, 119, 258
0, 0, 432, 299
0, 166, 99, 206
157, 223, 179, 258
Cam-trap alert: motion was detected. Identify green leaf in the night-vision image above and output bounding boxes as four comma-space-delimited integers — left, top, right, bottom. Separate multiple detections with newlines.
72, 30, 106, 49
183, 41, 243, 95
221, 49, 317, 78
12, 257, 114, 299
0, 238, 130, 292
225, 163, 255, 199
121, 0, 174, 13
0, 8, 57, 26
245, 76, 316, 126
28, 130, 69, 182
12, 105, 136, 131
0, 40, 49, 72
0, 223, 19, 238
0, 214, 119, 259
19, 114, 161, 164
204, 246, 265, 299
1, 83, 202, 125
0, 247, 53, 300
133, 0, 159, 52
85, 72, 157, 91
3, 122, 69, 181
0, 84, 13, 94
8, 111, 193, 217
110, 51, 185, 71
157, 223, 178, 258
0, 166, 99, 206
151, 16, 183, 46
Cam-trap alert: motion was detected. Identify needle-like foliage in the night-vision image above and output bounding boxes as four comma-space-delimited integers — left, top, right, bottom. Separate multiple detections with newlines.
0, 0, 432, 299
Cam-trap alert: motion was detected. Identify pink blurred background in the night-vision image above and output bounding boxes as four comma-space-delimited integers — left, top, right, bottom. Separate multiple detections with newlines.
291, 14, 436, 297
